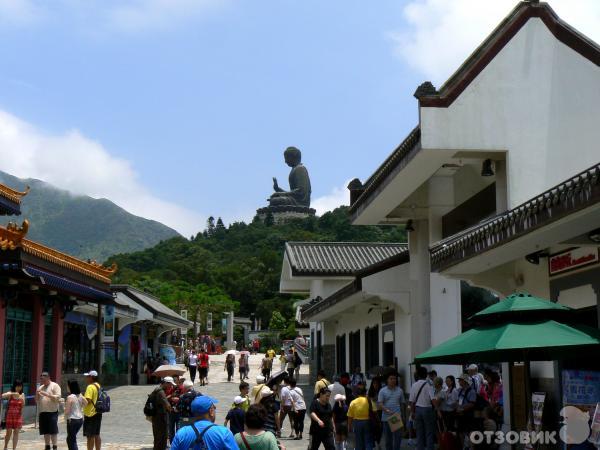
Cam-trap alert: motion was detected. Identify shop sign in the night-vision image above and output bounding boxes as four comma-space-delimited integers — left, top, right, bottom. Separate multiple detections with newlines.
549, 247, 599, 276
104, 305, 115, 338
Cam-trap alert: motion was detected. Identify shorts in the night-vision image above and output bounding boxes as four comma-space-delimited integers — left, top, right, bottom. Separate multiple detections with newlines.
199, 367, 208, 378
83, 413, 102, 437
39, 412, 59, 435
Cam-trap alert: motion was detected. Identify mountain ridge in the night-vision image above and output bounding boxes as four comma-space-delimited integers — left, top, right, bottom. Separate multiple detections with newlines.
0, 171, 181, 262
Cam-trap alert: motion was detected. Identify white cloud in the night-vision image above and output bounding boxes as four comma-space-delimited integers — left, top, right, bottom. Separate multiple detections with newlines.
312, 181, 350, 216
390, 0, 600, 86
0, 109, 204, 237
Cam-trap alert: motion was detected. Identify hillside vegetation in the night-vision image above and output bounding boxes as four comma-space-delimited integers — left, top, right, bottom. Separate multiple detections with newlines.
108, 207, 406, 329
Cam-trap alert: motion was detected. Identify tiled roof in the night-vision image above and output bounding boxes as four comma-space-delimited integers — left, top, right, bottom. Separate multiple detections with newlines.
348, 126, 421, 215
286, 242, 408, 276
0, 184, 28, 216
0, 220, 116, 284
430, 162, 600, 272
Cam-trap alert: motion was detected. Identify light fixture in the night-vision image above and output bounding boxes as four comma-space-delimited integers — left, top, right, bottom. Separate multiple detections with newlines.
588, 228, 600, 243
405, 220, 415, 232
481, 159, 495, 177
525, 250, 549, 265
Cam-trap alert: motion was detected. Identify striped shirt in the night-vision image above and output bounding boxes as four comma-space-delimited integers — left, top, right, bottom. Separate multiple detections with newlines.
378, 386, 404, 421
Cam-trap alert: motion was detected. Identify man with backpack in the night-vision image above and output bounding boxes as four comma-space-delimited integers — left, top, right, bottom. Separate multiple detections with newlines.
146, 377, 175, 450
83, 370, 108, 450
170, 396, 237, 450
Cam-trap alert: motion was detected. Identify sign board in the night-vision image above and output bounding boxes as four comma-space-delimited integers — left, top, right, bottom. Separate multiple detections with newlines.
222, 318, 227, 332
562, 370, 600, 408
180, 310, 188, 335
104, 305, 115, 338
549, 247, 599, 276
207, 312, 213, 332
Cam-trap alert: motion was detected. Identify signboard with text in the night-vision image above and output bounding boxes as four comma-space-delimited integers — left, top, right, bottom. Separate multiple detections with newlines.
549, 247, 599, 276
104, 305, 115, 338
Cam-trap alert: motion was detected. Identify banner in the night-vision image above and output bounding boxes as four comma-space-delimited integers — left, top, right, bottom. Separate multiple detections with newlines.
207, 312, 213, 331
104, 305, 115, 338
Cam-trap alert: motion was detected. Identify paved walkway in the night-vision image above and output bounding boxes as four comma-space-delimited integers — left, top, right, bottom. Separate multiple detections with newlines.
2, 354, 312, 449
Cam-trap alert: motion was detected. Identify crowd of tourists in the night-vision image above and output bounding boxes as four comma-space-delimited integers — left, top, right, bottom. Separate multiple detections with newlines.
1, 370, 107, 450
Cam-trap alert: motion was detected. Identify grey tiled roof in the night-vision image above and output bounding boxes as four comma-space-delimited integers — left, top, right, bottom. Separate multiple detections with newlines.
286, 242, 408, 276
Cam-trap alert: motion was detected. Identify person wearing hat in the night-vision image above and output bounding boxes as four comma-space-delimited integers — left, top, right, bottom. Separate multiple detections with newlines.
170, 396, 236, 450
250, 375, 267, 404
224, 396, 246, 435
36, 371, 62, 450
455, 373, 476, 445
82, 370, 102, 450
258, 387, 281, 437
151, 377, 175, 450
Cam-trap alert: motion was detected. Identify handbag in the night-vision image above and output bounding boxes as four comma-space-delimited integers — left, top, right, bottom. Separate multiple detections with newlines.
388, 412, 404, 433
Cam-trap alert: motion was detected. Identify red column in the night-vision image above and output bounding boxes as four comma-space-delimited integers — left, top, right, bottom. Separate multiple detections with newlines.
50, 303, 64, 384
0, 303, 6, 388
30, 298, 45, 389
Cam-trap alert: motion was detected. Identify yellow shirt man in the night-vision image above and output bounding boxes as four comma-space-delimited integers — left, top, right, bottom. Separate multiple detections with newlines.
83, 382, 99, 417
347, 396, 376, 420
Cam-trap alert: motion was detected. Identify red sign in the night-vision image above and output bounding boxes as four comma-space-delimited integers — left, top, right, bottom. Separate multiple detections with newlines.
549, 247, 599, 276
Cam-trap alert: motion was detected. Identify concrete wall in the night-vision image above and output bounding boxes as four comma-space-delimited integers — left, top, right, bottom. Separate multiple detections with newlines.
421, 19, 600, 208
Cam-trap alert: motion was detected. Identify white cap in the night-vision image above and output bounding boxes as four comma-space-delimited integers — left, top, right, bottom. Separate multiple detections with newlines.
467, 364, 478, 371
84, 370, 98, 377
260, 387, 274, 398
256, 375, 265, 383
162, 376, 176, 386
334, 394, 346, 402
233, 396, 245, 405
183, 380, 194, 389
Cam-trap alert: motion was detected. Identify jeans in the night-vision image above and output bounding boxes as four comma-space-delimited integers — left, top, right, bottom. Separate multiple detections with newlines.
66, 418, 83, 450
383, 421, 402, 450
353, 419, 374, 450
415, 407, 436, 450
189, 365, 197, 383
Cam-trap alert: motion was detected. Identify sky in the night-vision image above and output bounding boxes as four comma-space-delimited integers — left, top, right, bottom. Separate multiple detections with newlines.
0, 0, 599, 237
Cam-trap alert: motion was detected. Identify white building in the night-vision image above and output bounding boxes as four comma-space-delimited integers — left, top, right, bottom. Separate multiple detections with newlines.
348, 0, 600, 430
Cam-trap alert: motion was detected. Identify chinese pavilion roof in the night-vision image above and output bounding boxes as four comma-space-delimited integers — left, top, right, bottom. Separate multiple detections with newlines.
0, 183, 29, 215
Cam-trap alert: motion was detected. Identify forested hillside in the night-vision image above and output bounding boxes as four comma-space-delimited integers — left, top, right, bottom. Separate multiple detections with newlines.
107, 207, 406, 331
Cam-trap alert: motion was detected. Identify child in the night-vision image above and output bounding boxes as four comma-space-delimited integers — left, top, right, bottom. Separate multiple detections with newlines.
225, 396, 246, 436
238, 382, 251, 411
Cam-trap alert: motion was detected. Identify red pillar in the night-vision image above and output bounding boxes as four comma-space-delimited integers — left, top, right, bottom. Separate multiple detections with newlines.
30, 298, 45, 389
0, 304, 6, 388
50, 303, 64, 384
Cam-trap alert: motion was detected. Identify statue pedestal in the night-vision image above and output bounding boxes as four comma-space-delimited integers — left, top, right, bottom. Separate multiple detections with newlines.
256, 205, 316, 224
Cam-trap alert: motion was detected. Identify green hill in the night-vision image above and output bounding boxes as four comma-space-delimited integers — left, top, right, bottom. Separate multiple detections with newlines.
0, 171, 180, 261
107, 207, 406, 328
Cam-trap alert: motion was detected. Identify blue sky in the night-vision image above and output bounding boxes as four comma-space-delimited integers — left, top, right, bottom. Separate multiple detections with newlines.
0, 0, 597, 236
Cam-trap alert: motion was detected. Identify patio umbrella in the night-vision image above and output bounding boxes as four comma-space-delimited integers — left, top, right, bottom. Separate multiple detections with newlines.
414, 320, 600, 365
469, 292, 573, 323
224, 349, 239, 356
153, 364, 186, 377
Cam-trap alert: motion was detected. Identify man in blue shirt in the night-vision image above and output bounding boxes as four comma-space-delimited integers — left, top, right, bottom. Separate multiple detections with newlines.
378, 373, 405, 450
170, 396, 237, 450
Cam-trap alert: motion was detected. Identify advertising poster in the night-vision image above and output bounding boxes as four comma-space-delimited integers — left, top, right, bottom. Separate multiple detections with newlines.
104, 305, 115, 338
562, 370, 600, 408
532, 392, 546, 427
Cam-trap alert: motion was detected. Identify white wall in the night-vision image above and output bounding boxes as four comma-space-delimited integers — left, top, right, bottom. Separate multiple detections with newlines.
557, 284, 597, 309
421, 19, 600, 208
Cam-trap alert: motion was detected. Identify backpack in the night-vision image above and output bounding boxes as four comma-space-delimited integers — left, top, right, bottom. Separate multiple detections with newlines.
190, 423, 216, 450
93, 383, 110, 414
144, 391, 157, 417
179, 391, 201, 418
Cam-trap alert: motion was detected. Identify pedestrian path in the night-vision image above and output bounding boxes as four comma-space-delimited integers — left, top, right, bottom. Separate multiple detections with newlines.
1, 353, 312, 449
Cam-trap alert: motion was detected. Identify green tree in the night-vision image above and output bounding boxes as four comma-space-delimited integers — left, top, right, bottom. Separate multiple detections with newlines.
269, 310, 287, 330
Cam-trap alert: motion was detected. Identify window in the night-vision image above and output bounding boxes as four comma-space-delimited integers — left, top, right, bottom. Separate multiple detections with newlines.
364, 325, 379, 374
62, 323, 96, 374
335, 334, 346, 374
3, 308, 32, 392
349, 330, 360, 373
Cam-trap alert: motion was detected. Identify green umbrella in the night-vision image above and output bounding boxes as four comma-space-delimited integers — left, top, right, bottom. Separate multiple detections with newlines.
469, 292, 572, 323
414, 320, 600, 365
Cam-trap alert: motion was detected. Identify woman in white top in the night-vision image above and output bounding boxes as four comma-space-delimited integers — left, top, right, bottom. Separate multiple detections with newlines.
64, 379, 87, 450
288, 378, 306, 440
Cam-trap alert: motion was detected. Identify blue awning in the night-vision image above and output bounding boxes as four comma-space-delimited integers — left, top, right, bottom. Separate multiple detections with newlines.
23, 265, 114, 304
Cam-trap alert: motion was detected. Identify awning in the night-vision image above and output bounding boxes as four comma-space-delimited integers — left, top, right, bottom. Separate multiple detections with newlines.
414, 320, 600, 364
23, 265, 115, 304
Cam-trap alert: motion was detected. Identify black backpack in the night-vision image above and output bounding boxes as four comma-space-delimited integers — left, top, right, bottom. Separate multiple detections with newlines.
143, 390, 157, 417
93, 383, 111, 414
190, 423, 216, 450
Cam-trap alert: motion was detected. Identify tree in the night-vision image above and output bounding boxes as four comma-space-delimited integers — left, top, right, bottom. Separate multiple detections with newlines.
206, 216, 216, 236
269, 310, 287, 330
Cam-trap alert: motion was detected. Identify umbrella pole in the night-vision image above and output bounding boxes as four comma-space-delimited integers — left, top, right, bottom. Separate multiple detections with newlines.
524, 355, 533, 432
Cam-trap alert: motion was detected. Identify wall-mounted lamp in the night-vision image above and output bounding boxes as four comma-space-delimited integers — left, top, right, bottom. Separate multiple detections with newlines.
481, 159, 495, 177
525, 250, 549, 265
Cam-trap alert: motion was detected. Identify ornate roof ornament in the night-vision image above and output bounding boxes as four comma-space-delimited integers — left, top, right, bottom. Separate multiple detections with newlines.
0, 184, 30, 204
